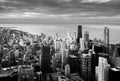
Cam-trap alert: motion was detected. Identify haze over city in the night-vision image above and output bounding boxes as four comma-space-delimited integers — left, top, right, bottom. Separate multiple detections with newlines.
0, 0, 120, 43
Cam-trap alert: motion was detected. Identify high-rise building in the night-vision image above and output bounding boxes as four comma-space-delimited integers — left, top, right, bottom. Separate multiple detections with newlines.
8, 50, 15, 66
80, 38, 85, 51
64, 49, 69, 63
84, 31, 89, 41
104, 27, 109, 54
81, 53, 91, 81
41, 45, 51, 73
96, 56, 110, 81
68, 55, 78, 73
90, 50, 97, 81
77, 25, 82, 44
65, 64, 70, 76
84, 31, 89, 49
60, 41, 67, 69
54, 40, 61, 52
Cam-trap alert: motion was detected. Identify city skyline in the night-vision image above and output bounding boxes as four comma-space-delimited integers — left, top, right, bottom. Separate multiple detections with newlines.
0, 0, 120, 43
0, 24, 119, 44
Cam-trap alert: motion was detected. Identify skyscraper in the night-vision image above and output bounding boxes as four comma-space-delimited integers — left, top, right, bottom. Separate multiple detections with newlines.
84, 31, 89, 49
81, 53, 91, 81
68, 55, 78, 73
60, 41, 67, 69
41, 45, 51, 73
80, 38, 85, 51
64, 49, 69, 63
104, 27, 109, 54
77, 25, 82, 44
96, 56, 110, 81
84, 31, 89, 41
65, 64, 70, 76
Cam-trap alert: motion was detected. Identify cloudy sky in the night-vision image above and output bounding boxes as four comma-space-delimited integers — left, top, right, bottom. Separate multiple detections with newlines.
0, 0, 120, 43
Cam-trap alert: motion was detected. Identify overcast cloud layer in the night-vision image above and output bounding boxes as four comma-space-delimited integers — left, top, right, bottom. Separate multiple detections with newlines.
0, 0, 120, 19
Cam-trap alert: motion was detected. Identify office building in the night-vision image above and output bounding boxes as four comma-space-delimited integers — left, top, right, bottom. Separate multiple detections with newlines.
60, 41, 67, 69
64, 49, 69, 63
84, 31, 89, 49
80, 53, 91, 81
96, 56, 110, 81
54, 40, 61, 52
41, 45, 51, 73
65, 64, 70, 76
104, 27, 109, 54
77, 25, 82, 44
8, 50, 15, 66
80, 38, 85, 51
68, 55, 78, 73
90, 50, 97, 81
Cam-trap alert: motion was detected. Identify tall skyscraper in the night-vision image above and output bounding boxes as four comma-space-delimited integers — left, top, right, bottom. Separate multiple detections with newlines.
90, 50, 97, 81
60, 41, 67, 69
41, 46, 51, 73
84, 31, 89, 49
77, 25, 82, 44
84, 31, 89, 41
96, 56, 110, 81
80, 38, 85, 51
81, 53, 91, 81
104, 27, 109, 54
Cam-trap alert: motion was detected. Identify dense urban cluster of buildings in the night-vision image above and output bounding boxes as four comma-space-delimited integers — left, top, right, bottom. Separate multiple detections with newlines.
0, 25, 120, 81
